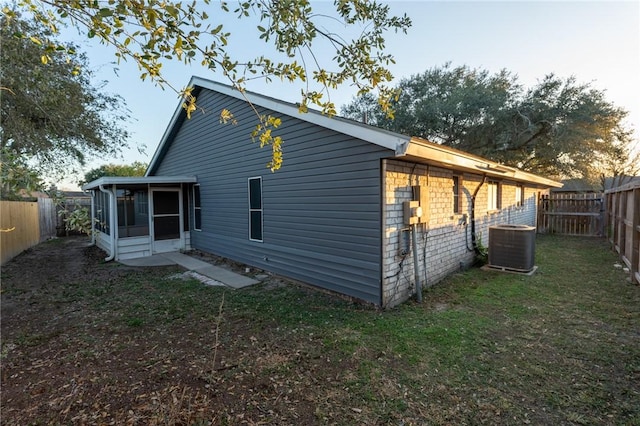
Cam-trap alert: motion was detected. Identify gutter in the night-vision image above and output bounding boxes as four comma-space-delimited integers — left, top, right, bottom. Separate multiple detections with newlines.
98, 184, 117, 262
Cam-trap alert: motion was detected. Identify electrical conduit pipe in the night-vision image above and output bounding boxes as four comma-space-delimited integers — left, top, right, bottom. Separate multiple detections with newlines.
470, 175, 487, 256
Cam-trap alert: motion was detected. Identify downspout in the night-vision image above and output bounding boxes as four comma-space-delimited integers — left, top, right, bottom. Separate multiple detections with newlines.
380, 159, 387, 307
470, 175, 487, 256
99, 184, 116, 261
88, 190, 96, 246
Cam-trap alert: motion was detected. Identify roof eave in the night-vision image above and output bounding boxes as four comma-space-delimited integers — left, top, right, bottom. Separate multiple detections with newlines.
397, 137, 563, 188
82, 176, 197, 191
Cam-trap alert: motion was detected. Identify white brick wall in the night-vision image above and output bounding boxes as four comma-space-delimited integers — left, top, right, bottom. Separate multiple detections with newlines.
381, 159, 547, 308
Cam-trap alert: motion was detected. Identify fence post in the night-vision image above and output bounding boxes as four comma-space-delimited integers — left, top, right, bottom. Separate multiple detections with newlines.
632, 186, 640, 285
38, 198, 56, 241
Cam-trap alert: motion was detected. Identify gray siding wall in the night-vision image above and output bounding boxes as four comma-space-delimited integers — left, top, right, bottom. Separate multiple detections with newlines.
154, 89, 393, 304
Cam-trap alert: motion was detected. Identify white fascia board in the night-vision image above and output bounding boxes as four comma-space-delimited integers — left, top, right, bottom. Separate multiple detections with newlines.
82, 176, 197, 190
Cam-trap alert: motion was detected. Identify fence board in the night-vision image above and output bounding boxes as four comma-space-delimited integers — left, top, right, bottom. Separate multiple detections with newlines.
605, 182, 640, 285
538, 193, 604, 236
1, 201, 41, 265
38, 198, 56, 241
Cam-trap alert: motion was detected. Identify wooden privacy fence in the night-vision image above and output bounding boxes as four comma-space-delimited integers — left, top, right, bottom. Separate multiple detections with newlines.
538, 193, 605, 237
1, 199, 56, 265
606, 181, 640, 285
39, 198, 57, 240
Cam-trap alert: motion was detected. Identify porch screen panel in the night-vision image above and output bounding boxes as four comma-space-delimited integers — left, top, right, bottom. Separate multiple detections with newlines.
94, 190, 110, 234
117, 189, 150, 237
152, 190, 181, 241
154, 216, 180, 240
153, 191, 180, 215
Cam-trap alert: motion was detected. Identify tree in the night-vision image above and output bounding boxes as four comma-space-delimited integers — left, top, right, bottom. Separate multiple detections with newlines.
598, 138, 640, 190
1, 13, 130, 182
3, 1, 411, 171
0, 148, 44, 200
341, 63, 635, 181
499, 75, 634, 181
82, 162, 148, 185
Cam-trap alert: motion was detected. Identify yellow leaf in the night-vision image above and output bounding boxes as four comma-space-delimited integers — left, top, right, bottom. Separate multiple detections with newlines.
41, 55, 48, 65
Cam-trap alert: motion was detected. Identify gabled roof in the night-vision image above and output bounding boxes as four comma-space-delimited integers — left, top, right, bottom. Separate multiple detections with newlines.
147, 77, 562, 188
146, 76, 410, 176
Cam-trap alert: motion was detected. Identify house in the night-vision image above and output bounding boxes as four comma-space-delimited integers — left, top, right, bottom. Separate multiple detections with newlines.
83, 77, 562, 307
554, 177, 640, 194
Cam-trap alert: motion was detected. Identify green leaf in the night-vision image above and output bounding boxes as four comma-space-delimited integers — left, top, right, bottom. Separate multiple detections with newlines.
98, 8, 113, 18
165, 5, 179, 18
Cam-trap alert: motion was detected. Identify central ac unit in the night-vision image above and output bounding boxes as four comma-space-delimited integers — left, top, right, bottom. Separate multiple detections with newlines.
488, 224, 536, 272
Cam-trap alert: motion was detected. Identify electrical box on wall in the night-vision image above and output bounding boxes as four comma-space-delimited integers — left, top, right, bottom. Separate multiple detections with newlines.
412, 185, 430, 224
403, 201, 422, 225
399, 228, 411, 255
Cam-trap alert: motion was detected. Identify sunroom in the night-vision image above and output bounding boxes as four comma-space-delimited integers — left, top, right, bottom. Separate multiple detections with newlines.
82, 176, 197, 261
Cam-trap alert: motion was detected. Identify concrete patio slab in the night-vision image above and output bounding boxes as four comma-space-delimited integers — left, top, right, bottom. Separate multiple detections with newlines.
118, 256, 175, 267
159, 251, 210, 269
119, 252, 259, 289
193, 264, 259, 289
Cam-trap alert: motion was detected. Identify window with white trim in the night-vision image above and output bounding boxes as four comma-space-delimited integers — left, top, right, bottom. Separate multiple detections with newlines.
193, 184, 202, 231
488, 181, 501, 211
515, 184, 524, 207
452, 175, 461, 214
248, 177, 263, 242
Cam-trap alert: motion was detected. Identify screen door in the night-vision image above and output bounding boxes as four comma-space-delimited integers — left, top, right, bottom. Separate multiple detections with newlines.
151, 189, 182, 253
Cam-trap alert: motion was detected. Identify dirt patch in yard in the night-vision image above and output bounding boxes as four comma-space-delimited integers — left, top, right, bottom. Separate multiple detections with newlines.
0, 237, 333, 425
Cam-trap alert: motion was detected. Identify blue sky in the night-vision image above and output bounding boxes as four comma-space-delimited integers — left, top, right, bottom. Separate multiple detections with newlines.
60, 1, 639, 188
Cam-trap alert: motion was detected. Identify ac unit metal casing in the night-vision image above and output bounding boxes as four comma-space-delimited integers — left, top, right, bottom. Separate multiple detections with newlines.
488, 225, 536, 272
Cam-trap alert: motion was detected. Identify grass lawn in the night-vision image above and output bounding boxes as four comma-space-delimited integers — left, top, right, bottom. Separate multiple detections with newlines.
1, 235, 639, 425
